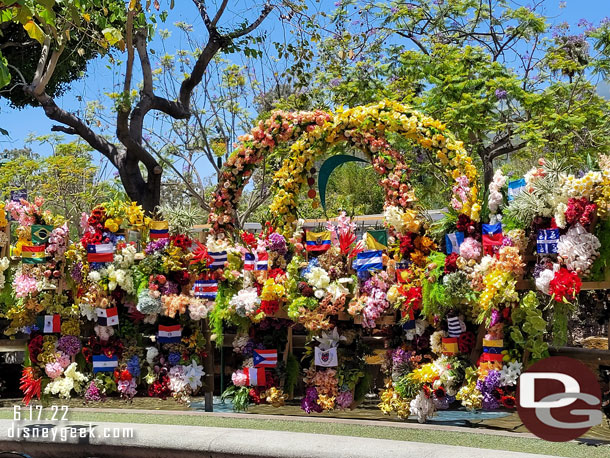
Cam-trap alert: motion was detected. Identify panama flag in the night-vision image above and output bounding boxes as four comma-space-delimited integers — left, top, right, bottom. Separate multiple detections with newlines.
208, 251, 227, 269
355, 250, 383, 273
158, 324, 182, 344
96, 307, 119, 326
21, 245, 47, 264
253, 349, 278, 368
445, 231, 464, 255
244, 367, 266, 386
256, 251, 269, 271
192, 279, 218, 300
39, 314, 60, 333
92, 355, 119, 374
87, 243, 115, 263
150, 221, 169, 239
243, 253, 255, 271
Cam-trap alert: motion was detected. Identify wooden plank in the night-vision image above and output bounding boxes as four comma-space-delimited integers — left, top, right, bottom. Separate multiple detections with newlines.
549, 346, 610, 364
0, 339, 27, 352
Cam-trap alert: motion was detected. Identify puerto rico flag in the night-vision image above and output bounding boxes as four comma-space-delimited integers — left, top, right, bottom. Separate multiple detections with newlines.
445, 231, 464, 255
256, 251, 269, 271
537, 229, 560, 254
192, 279, 218, 300
96, 307, 119, 326
158, 324, 182, 344
87, 243, 114, 263
150, 221, 169, 239
92, 355, 119, 373
21, 245, 47, 264
244, 367, 266, 386
37, 314, 60, 333
253, 349, 278, 368
208, 251, 227, 269
243, 253, 255, 271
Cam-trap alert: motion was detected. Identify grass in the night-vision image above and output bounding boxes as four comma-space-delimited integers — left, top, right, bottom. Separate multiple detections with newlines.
0, 408, 608, 457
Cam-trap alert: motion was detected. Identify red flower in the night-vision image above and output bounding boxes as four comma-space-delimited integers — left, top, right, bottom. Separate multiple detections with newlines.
501, 395, 517, 409
422, 385, 432, 398
456, 214, 477, 234
444, 252, 459, 273
434, 386, 446, 399
20, 367, 42, 406
268, 268, 286, 280
27, 334, 43, 364
399, 233, 416, 256
458, 331, 476, 354
170, 234, 192, 249
260, 300, 280, 315
549, 267, 582, 302
241, 231, 257, 249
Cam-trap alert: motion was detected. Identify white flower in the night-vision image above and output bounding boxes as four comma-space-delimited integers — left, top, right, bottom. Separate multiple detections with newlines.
499, 361, 523, 386
168, 365, 188, 393
0, 257, 10, 271
535, 267, 557, 295
304, 267, 330, 290
314, 328, 346, 350
184, 360, 205, 390
146, 347, 159, 365
229, 287, 261, 317
410, 390, 436, 423
88, 271, 101, 282
80, 303, 97, 321
557, 224, 601, 275
383, 206, 405, 233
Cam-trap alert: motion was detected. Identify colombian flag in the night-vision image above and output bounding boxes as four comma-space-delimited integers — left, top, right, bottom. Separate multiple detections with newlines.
150, 221, 169, 239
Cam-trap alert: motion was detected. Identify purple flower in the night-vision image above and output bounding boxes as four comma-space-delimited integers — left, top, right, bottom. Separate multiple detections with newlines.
57, 335, 81, 357
85, 381, 104, 403
168, 352, 181, 366
71, 262, 84, 284
127, 355, 141, 377
301, 387, 322, 413
268, 232, 287, 255
495, 88, 508, 100
336, 390, 353, 409
145, 238, 169, 254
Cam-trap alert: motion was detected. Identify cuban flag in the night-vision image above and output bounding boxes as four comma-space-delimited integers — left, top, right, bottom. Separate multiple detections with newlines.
253, 349, 278, 368
445, 231, 464, 255
256, 251, 269, 271
244, 367, 266, 386
208, 251, 227, 269
482, 223, 503, 255
37, 314, 60, 333
354, 250, 383, 273
96, 307, 119, 326
395, 261, 410, 284
158, 324, 182, 344
87, 243, 114, 263
150, 221, 169, 239
508, 178, 526, 201
243, 253, 255, 271
192, 279, 218, 300
537, 229, 560, 254
92, 355, 118, 373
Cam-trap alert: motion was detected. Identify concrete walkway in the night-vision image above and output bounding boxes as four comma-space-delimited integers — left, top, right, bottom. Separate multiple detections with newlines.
0, 419, 556, 458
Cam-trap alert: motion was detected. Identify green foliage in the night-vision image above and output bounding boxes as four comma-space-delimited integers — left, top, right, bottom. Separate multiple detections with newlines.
284, 352, 300, 398
589, 218, 610, 281
221, 385, 251, 412
510, 291, 549, 362
395, 373, 422, 400
421, 251, 448, 317
353, 370, 372, 403
157, 202, 206, 236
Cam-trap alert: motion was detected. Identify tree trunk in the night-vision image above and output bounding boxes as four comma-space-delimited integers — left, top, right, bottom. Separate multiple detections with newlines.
482, 153, 494, 194
117, 152, 162, 213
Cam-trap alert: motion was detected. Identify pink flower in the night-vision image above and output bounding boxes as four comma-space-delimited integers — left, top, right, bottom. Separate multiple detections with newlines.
13, 273, 38, 298
232, 369, 248, 387
45, 362, 64, 379
459, 237, 482, 261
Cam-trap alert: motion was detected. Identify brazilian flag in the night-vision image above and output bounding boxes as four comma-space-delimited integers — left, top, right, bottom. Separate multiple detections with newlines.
31, 225, 53, 245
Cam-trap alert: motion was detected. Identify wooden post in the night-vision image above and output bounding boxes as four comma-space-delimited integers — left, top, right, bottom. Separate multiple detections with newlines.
470, 323, 486, 365
202, 318, 214, 412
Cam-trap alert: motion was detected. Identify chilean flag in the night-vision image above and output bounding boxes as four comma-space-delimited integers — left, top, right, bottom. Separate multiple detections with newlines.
92, 355, 118, 373
96, 307, 119, 326
192, 279, 218, 300
87, 243, 115, 263
244, 367, 266, 386
243, 253, 255, 271
253, 349, 278, 368
158, 324, 182, 344
256, 251, 269, 271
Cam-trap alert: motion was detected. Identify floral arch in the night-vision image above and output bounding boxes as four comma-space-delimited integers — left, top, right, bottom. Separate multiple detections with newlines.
208, 101, 481, 235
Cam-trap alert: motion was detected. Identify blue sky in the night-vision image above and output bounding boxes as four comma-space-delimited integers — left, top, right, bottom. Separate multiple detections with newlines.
0, 0, 609, 172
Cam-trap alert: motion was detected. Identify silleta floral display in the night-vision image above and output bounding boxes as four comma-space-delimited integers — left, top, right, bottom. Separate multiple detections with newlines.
1, 103, 609, 424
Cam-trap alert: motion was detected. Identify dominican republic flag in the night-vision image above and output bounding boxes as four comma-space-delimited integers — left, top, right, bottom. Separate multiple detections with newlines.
447, 316, 465, 337
208, 251, 227, 269
395, 261, 410, 283
253, 349, 278, 368
92, 355, 118, 373
243, 253, 255, 271
256, 251, 269, 271
537, 229, 560, 254
150, 221, 169, 239
87, 243, 114, 263
305, 230, 332, 252
508, 178, 526, 201
36, 314, 60, 333
158, 324, 182, 344
21, 245, 47, 264
442, 337, 459, 355
192, 279, 218, 300
445, 231, 464, 255
244, 367, 266, 386
482, 223, 503, 255
96, 307, 119, 326
354, 250, 383, 273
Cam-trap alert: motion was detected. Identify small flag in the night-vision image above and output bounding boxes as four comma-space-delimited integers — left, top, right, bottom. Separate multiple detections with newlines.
208, 251, 227, 269
442, 337, 459, 355
354, 250, 383, 273
31, 225, 53, 245
150, 221, 169, 239
253, 349, 278, 368
508, 178, 526, 201
537, 229, 560, 254
395, 261, 410, 283
306, 230, 332, 252
243, 253, 255, 271
87, 243, 115, 263
366, 230, 387, 250
447, 316, 465, 338
256, 251, 269, 271
96, 307, 119, 327
21, 245, 47, 264
445, 232, 464, 255
482, 223, 502, 235
481, 353, 504, 363
158, 324, 182, 344
482, 223, 503, 256
92, 355, 119, 373
314, 347, 338, 367
192, 279, 218, 300
244, 367, 266, 386
36, 314, 60, 333
483, 338, 504, 354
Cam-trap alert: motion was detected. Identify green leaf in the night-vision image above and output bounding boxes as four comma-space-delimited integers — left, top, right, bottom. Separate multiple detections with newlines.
24, 20, 46, 45
0, 51, 11, 89
102, 27, 123, 46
